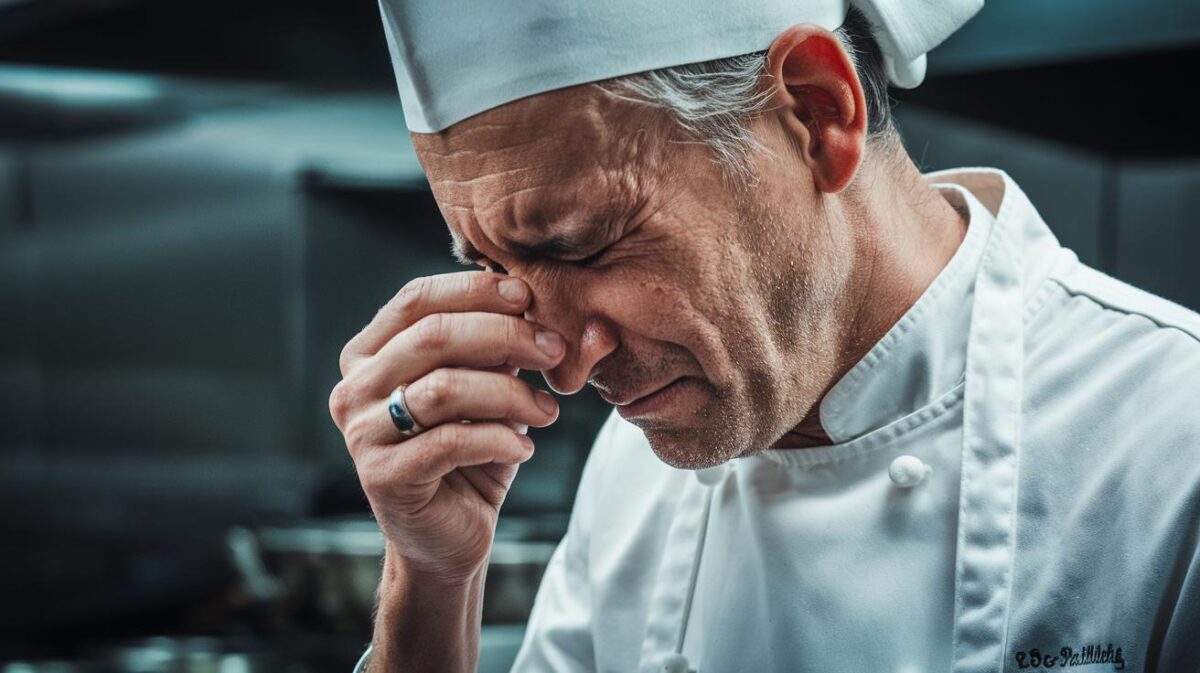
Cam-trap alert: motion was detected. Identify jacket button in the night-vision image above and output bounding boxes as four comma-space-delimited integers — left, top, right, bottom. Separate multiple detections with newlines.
888, 455, 931, 487
661, 653, 691, 673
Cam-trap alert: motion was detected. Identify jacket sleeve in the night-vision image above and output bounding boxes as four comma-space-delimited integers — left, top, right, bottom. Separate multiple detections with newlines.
509, 412, 621, 672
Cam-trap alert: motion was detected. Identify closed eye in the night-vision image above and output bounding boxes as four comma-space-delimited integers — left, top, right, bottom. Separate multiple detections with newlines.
570, 244, 611, 267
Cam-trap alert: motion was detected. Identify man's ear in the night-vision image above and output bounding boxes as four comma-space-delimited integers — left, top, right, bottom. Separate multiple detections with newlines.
766, 24, 867, 194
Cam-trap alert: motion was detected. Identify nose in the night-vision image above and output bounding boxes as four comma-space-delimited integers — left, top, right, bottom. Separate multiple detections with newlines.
526, 288, 618, 395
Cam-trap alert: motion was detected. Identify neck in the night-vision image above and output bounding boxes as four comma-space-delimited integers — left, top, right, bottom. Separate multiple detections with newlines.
771, 154, 968, 449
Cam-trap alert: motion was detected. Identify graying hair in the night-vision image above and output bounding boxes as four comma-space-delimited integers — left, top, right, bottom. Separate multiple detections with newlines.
596, 7, 898, 182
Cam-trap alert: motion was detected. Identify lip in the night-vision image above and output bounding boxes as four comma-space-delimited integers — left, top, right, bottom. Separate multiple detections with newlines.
614, 377, 689, 419
596, 377, 678, 407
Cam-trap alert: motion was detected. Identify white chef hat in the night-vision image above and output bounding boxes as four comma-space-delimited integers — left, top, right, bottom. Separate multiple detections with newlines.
379, 0, 983, 133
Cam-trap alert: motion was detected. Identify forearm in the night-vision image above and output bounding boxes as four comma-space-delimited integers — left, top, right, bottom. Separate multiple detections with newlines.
368, 545, 486, 673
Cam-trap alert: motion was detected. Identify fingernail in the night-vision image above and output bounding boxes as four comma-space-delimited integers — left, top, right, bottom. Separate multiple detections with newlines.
498, 278, 526, 304
535, 330, 564, 358
535, 390, 558, 415
518, 434, 534, 451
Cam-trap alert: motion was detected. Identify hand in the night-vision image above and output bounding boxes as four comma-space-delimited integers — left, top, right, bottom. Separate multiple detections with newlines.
329, 272, 565, 584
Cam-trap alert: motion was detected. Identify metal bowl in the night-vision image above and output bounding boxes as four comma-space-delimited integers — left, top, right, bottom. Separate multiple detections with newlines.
226, 519, 557, 634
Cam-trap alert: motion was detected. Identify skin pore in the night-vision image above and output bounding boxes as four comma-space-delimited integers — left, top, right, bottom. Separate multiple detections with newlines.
411, 24, 966, 469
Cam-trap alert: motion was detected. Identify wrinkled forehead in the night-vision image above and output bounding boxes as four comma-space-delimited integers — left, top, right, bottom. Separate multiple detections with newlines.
412, 85, 667, 222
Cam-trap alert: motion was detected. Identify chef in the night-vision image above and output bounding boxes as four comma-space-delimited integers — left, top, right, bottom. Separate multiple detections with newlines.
327, 0, 1200, 671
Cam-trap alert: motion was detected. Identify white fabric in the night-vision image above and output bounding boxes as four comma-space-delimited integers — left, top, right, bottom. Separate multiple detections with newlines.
377, 0, 983, 132
511, 167, 1200, 672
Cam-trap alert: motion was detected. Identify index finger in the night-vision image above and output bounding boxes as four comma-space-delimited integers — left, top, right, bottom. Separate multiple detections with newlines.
342, 271, 530, 371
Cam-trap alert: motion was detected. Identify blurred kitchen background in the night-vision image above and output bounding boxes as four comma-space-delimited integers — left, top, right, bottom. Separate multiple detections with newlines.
0, 0, 1197, 671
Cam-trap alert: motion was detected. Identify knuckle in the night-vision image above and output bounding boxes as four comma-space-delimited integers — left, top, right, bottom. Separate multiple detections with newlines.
504, 395, 522, 423
337, 342, 359, 378
327, 381, 355, 428
342, 414, 372, 453
412, 313, 452, 352
388, 276, 431, 321
500, 316, 522, 353
461, 271, 485, 300
431, 422, 467, 455
416, 369, 457, 410
504, 378, 527, 418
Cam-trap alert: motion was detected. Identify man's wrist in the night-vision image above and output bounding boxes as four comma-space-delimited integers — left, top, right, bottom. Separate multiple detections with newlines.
369, 546, 487, 673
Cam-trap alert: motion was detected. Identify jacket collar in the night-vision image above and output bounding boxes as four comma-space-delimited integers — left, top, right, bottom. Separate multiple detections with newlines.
761, 167, 1063, 461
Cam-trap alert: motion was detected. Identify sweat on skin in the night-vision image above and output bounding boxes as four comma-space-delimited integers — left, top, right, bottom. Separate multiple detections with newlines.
410, 25, 967, 468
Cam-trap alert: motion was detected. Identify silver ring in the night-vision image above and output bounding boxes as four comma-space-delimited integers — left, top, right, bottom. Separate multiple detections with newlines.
388, 384, 424, 437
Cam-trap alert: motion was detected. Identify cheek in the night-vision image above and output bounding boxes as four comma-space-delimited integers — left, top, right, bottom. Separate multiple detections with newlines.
521, 258, 701, 354
592, 254, 750, 380
591, 266, 699, 335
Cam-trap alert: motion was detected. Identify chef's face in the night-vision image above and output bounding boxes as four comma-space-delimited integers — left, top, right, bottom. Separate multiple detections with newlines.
412, 83, 859, 468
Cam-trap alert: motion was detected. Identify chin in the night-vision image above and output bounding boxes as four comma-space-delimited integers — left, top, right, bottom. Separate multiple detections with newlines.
618, 377, 770, 469
638, 423, 750, 470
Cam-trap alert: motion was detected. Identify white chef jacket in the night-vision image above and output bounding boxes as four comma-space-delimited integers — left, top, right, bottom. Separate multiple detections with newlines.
509, 167, 1200, 673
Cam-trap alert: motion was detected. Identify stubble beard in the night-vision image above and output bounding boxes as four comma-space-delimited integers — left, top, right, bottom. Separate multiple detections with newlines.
637, 172, 846, 468
637, 377, 757, 470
